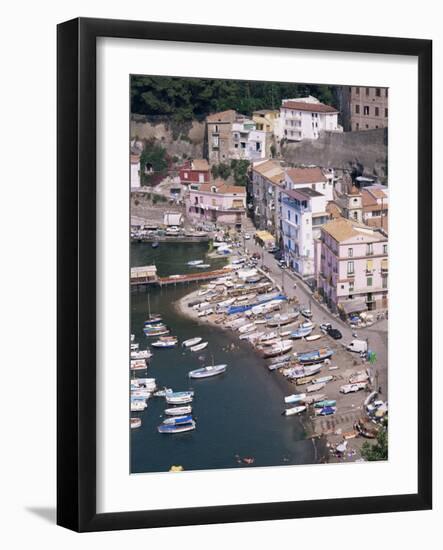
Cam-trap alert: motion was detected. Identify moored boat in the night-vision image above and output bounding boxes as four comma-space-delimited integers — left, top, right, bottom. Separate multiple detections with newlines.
190, 341, 208, 352
188, 364, 227, 379
130, 359, 148, 371
130, 418, 142, 428
187, 260, 204, 266
162, 415, 193, 426
130, 349, 152, 360
182, 337, 202, 348
158, 421, 196, 434
164, 405, 192, 416
151, 336, 178, 348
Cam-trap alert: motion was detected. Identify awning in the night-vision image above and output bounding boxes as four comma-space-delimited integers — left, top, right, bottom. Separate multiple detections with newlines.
339, 299, 368, 314
255, 230, 275, 243
381, 258, 388, 270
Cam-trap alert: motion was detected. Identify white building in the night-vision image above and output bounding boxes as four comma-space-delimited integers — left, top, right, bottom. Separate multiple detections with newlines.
281, 187, 330, 277
130, 153, 141, 189
231, 119, 267, 160
284, 166, 334, 202
280, 96, 341, 141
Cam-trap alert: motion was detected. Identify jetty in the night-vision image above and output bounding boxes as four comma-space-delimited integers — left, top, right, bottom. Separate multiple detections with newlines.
131, 265, 233, 289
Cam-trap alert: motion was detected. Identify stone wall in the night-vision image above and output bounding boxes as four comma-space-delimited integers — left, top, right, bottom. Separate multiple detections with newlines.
131, 115, 205, 159
281, 127, 388, 178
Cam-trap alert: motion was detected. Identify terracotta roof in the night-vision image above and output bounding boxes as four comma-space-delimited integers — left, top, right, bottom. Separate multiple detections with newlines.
349, 185, 361, 195
206, 109, 237, 123
361, 187, 388, 208
191, 159, 210, 171
198, 182, 246, 195
281, 100, 338, 114
252, 160, 285, 185
130, 154, 140, 164
326, 201, 343, 219
366, 216, 389, 233
286, 167, 327, 184
322, 217, 384, 243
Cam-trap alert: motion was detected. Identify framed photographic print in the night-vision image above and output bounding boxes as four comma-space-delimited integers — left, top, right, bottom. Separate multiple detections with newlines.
57, 17, 432, 532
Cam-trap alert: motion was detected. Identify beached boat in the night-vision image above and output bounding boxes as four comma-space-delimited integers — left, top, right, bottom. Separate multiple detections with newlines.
305, 334, 322, 342
182, 337, 202, 348
315, 406, 336, 416
300, 308, 313, 319
349, 371, 369, 384
164, 406, 192, 416
190, 341, 208, 352
284, 393, 306, 404
197, 308, 213, 317
291, 326, 314, 339
238, 323, 256, 334
188, 260, 204, 266
267, 312, 299, 327
259, 331, 278, 342
262, 340, 293, 358
314, 400, 337, 408
306, 382, 326, 393
312, 375, 333, 385
162, 415, 193, 426
268, 360, 292, 371
297, 348, 333, 364
188, 364, 227, 379
283, 405, 306, 416
130, 418, 142, 428
303, 393, 326, 405
254, 318, 267, 325
158, 421, 196, 434
296, 375, 316, 386
130, 350, 152, 360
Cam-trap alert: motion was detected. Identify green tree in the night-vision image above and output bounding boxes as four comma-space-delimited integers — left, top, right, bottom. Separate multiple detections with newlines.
230, 159, 250, 186
211, 163, 231, 180
361, 423, 388, 461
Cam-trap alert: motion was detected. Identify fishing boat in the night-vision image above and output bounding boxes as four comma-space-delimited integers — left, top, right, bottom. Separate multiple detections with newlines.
187, 260, 204, 266
158, 421, 196, 434
130, 359, 147, 371
153, 388, 172, 397
182, 337, 202, 348
312, 375, 333, 385
316, 406, 336, 416
303, 393, 326, 405
314, 400, 337, 408
196, 263, 211, 269
306, 382, 326, 393
284, 393, 306, 404
130, 400, 147, 412
297, 348, 334, 364
151, 337, 178, 348
130, 349, 152, 360
190, 341, 208, 352
262, 340, 293, 358
267, 312, 299, 327
130, 342, 139, 351
238, 322, 256, 334
300, 307, 313, 319
164, 406, 192, 416
283, 405, 306, 416
305, 334, 322, 342
130, 418, 142, 428
162, 415, 193, 426
188, 364, 227, 379
151, 242, 159, 248
144, 326, 170, 337
291, 325, 314, 339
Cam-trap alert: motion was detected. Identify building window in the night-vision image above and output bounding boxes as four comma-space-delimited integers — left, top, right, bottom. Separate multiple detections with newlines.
183, 172, 188, 179
366, 243, 373, 255
355, 104, 360, 114
287, 211, 290, 221
355, 123, 359, 130
347, 261, 354, 275
341, 285, 345, 290
385, 108, 388, 117
383, 244, 388, 254
355, 87, 360, 95
367, 277, 373, 287
215, 125, 219, 132
366, 87, 370, 96
382, 276, 388, 289
376, 88, 381, 97
363, 106, 370, 115
348, 247, 353, 257
375, 107, 379, 116
349, 281, 354, 292
366, 259, 373, 272
354, 212, 358, 220
385, 88, 389, 97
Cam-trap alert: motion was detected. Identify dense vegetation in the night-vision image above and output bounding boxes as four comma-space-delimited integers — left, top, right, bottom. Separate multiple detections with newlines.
131, 76, 337, 122
139, 140, 169, 185
211, 159, 250, 186
361, 422, 388, 461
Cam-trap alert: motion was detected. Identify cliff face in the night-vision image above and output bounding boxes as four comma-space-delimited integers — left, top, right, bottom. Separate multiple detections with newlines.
131, 115, 205, 159
281, 127, 388, 178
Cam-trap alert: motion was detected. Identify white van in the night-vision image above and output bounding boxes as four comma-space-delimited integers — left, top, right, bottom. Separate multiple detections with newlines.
346, 339, 368, 353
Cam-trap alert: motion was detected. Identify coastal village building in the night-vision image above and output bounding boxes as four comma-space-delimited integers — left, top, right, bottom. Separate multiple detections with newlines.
281, 187, 330, 277
179, 159, 210, 186
250, 160, 285, 239
130, 153, 141, 189
185, 180, 246, 230
315, 217, 388, 314
284, 166, 334, 202
280, 96, 341, 141
361, 185, 389, 233
206, 110, 267, 163
349, 86, 388, 131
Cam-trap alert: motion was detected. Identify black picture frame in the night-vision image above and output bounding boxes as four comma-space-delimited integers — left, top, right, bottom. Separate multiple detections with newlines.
57, 17, 432, 532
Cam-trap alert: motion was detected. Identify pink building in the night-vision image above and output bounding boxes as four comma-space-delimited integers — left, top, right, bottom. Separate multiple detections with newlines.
185, 180, 246, 230
315, 217, 388, 315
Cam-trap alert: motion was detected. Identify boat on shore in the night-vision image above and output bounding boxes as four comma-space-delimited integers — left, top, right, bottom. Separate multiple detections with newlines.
314, 400, 337, 408
262, 340, 293, 358
312, 375, 333, 385
315, 406, 336, 416
267, 312, 299, 327
305, 334, 322, 342
283, 405, 306, 416
158, 421, 196, 434
182, 337, 202, 348
306, 382, 326, 393
188, 364, 227, 379
297, 348, 333, 364
164, 405, 192, 416
291, 326, 313, 339
284, 393, 307, 404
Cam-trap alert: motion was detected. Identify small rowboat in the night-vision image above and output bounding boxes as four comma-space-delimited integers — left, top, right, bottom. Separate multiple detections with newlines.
188, 260, 204, 266
166, 395, 193, 405
305, 334, 322, 342
188, 364, 227, 379
312, 375, 333, 385
316, 406, 336, 416
151, 338, 177, 348
196, 264, 211, 269
158, 421, 196, 434
306, 382, 326, 393
190, 342, 208, 352
182, 337, 202, 348
162, 415, 193, 426
130, 418, 142, 428
130, 350, 152, 360
164, 406, 192, 416
314, 400, 337, 408
283, 405, 306, 416
284, 393, 306, 404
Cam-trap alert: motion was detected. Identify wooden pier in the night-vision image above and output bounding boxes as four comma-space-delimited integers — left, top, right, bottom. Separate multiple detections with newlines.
131, 267, 233, 289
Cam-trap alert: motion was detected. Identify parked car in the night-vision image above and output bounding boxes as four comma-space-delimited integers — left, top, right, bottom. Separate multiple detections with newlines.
320, 323, 332, 333
267, 246, 279, 254
244, 233, 251, 240
328, 328, 342, 340
278, 260, 287, 269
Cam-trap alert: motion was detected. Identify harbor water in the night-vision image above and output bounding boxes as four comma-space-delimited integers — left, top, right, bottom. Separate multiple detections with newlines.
130, 241, 318, 474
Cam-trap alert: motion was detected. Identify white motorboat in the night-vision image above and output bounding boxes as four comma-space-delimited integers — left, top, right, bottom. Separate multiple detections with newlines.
305, 334, 322, 342
130, 359, 147, 371
130, 418, 142, 429
188, 260, 204, 266
283, 405, 306, 416
196, 264, 211, 269
130, 400, 147, 412
182, 337, 203, 348
130, 343, 139, 351
188, 364, 227, 379
166, 395, 193, 405
130, 349, 152, 360
164, 406, 192, 416
158, 421, 196, 434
